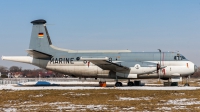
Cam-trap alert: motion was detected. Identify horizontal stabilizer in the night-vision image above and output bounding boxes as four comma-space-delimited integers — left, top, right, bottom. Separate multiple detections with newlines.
2, 56, 33, 64
26, 50, 52, 59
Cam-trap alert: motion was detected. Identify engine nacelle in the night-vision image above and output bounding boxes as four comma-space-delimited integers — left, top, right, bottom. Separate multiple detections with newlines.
115, 62, 158, 78
119, 61, 157, 75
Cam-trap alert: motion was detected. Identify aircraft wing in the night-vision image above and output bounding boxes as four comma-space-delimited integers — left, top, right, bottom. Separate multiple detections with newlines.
80, 57, 130, 73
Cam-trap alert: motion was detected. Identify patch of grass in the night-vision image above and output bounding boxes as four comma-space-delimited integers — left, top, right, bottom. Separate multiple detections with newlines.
0, 89, 200, 111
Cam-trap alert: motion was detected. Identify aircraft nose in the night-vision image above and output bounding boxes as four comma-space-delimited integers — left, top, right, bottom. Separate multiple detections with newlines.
194, 65, 198, 73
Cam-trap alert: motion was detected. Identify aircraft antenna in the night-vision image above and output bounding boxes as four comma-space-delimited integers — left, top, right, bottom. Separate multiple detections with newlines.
158, 49, 161, 83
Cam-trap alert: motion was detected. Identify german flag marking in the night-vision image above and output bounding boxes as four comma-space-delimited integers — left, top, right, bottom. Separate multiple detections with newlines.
38, 33, 44, 38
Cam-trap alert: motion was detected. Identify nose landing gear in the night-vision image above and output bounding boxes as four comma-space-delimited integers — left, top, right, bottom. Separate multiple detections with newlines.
184, 76, 190, 86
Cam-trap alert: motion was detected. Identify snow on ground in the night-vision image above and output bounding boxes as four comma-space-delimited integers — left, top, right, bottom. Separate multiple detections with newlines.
118, 97, 153, 101
29, 94, 43, 97
75, 93, 90, 96
2, 101, 109, 112
57, 104, 108, 111
157, 106, 172, 111
157, 106, 187, 111
1, 84, 200, 90
119, 86, 200, 90
165, 98, 200, 105
2, 81, 200, 111
2, 108, 17, 112
171, 93, 185, 96
155, 98, 200, 111
1, 85, 198, 111
18, 81, 118, 86
157, 105, 196, 111
122, 107, 135, 110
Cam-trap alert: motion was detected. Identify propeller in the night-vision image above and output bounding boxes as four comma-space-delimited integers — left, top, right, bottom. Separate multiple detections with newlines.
157, 64, 160, 73
158, 49, 162, 82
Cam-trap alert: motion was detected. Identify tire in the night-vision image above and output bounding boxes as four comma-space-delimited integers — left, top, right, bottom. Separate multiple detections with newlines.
127, 82, 134, 86
115, 82, 122, 87
119, 82, 123, 86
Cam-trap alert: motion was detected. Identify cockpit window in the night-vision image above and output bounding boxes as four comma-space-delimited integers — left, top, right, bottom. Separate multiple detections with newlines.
174, 56, 186, 60
182, 56, 186, 59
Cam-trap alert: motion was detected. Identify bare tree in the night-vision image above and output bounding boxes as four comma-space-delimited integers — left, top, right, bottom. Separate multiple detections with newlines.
0, 66, 7, 72
191, 67, 200, 78
9, 66, 21, 72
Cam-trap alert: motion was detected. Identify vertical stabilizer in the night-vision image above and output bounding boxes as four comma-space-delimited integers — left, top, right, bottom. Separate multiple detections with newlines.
29, 19, 53, 54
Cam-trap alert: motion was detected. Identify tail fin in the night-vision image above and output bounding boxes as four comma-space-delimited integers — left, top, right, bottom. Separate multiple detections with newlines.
28, 19, 132, 54
29, 19, 53, 55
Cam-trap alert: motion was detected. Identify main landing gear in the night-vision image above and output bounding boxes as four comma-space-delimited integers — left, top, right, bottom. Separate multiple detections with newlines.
115, 81, 134, 87
115, 76, 123, 87
127, 79, 134, 86
115, 77, 134, 87
127, 81, 134, 86
115, 82, 123, 87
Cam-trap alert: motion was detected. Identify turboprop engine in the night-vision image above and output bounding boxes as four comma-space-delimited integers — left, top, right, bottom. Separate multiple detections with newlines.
115, 61, 158, 78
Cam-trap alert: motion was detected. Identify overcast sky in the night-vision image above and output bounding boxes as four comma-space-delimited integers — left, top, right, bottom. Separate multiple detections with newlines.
0, 1, 200, 69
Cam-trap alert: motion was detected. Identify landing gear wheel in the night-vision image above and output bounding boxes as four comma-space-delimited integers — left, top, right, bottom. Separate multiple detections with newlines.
184, 83, 190, 86
127, 82, 134, 86
115, 82, 122, 87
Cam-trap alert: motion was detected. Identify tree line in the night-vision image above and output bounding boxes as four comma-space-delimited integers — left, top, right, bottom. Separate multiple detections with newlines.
0, 65, 65, 78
